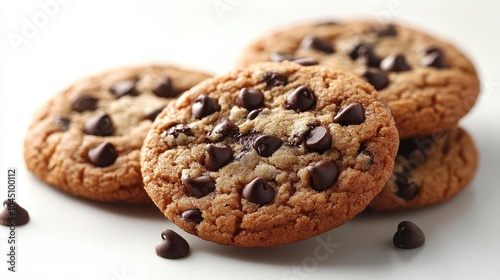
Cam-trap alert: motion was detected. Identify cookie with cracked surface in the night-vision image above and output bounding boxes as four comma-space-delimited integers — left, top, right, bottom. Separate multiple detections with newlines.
141, 61, 399, 247
237, 20, 480, 139
369, 127, 478, 210
24, 64, 211, 203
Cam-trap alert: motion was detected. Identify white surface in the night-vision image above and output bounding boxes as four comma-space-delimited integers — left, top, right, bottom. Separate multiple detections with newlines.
1, 1, 500, 279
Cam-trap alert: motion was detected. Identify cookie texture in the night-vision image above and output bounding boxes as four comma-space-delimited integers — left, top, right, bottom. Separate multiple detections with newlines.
24, 64, 211, 203
370, 127, 478, 210
141, 62, 399, 246
237, 20, 480, 138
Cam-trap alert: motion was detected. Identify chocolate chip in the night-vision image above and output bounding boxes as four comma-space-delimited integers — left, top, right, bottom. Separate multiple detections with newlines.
253, 135, 283, 157
305, 126, 331, 153
393, 221, 425, 249
356, 45, 381, 67
54, 116, 71, 131
421, 48, 448, 69
88, 142, 118, 167
262, 72, 288, 89
361, 69, 389, 90
83, 112, 114, 136
204, 144, 232, 171
237, 88, 264, 110
166, 124, 192, 138
380, 54, 411, 72
145, 106, 165, 121
242, 178, 275, 205
238, 132, 263, 152
0, 200, 30, 226
334, 103, 365, 126
152, 76, 179, 98
181, 209, 203, 223
192, 95, 220, 119
300, 35, 334, 53
373, 24, 397, 37
292, 58, 319, 66
109, 80, 138, 98
212, 119, 239, 137
307, 161, 339, 191
395, 178, 419, 200
155, 229, 190, 259
247, 108, 264, 120
348, 43, 367, 60
270, 52, 295, 62
71, 95, 98, 112
183, 175, 216, 198
286, 86, 315, 112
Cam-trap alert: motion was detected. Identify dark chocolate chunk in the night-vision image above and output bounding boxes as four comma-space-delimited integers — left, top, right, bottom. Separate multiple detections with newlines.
361, 69, 390, 90
348, 43, 367, 60
380, 54, 411, 72
237, 88, 264, 110
145, 106, 165, 121
109, 80, 138, 98
155, 229, 190, 259
307, 161, 339, 191
212, 119, 239, 137
292, 57, 319, 66
262, 72, 288, 88
192, 95, 220, 119
373, 24, 398, 37
393, 221, 425, 249
253, 135, 283, 157
166, 124, 192, 138
247, 108, 264, 120
88, 142, 118, 167
54, 116, 71, 131
356, 45, 381, 67
300, 35, 334, 53
0, 200, 30, 226
334, 103, 365, 126
305, 126, 332, 153
152, 76, 179, 98
285, 86, 315, 112
242, 178, 275, 205
183, 175, 216, 198
71, 95, 98, 112
204, 144, 232, 171
421, 48, 447, 69
181, 209, 203, 224
395, 178, 419, 200
83, 112, 114, 136
270, 52, 295, 62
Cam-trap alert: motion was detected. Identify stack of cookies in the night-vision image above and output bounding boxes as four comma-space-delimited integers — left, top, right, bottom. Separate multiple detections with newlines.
24, 20, 479, 248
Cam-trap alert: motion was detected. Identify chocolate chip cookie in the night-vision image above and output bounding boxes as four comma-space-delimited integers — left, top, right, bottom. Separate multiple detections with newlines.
141, 61, 399, 246
370, 127, 478, 210
237, 20, 480, 139
24, 64, 211, 203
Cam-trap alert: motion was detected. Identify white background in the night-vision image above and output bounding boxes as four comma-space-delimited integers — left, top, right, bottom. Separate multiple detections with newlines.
1, 0, 500, 279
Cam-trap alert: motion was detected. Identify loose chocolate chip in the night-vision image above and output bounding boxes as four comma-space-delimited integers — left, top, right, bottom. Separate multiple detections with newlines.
54, 116, 71, 131
242, 178, 275, 205
0, 200, 30, 226
305, 126, 332, 153
300, 35, 334, 53
152, 76, 179, 98
247, 108, 264, 120
204, 144, 232, 171
71, 95, 98, 112
393, 221, 425, 249
83, 112, 114, 136
356, 45, 381, 67
380, 54, 411, 72
212, 119, 239, 137
192, 95, 220, 119
292, 57, 319, 66
286, 86, 315, 112
307, 161, 339, 191
88, 142, 118, 167
237, 88, 264, 110
395, 178, 419, 200
181, 209, 203, 223
156, 229, 190, 259
421, 48, 448, 69
270, 52, 295, 62
361, 69, 390, 90
373, 24, 398, 37
262, 72, 288, 88
166, 124, 192, 138
334, 103, 365, 126
145, 106, 166, 121
183, 175, 216, 198
109, 80, 138, 98
253, 135, 283, 157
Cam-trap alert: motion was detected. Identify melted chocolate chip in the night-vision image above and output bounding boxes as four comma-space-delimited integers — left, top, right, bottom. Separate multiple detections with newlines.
247, 108, 264, 120
192, 95, 220, 119
356, 45, 381, 67
380, 54, 411, 72
286, 86, 315, 112
83, 112, 114, 136
145, 106, 165, 121
212, 119, 239, 137
300, 35, 334, 53
421, 48, 447, 69
373, 24, 398, 37
393, 221, 425, 249
270, 52, 295, 62
181, 209, 203, 223
262, 72, 288, 88
54, 116, 71, 131
71, 95, 98, 112
155, 229, 190, 259
253, 135, 283, 157
152, 76, 179, 98
0, 200, 30, 226
109, 80, 138, 98
307, 161, 339, 191
204, 144, 232, 171
292, 57, 319, 66
238, 133, 263, 151
305, 126, 332, 153
242, 178, 275, 205
395, 177, 419, 200
88, 142, 118, 167
361, 69, 390, 90
183, 175, 216, 198
237, 88, 264, 110
334, 103, 365, 126
166, 124, 192, 138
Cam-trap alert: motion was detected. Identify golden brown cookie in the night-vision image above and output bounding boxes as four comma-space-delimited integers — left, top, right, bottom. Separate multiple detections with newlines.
24, 64, 211, 203
141, 61, 399, 247
237, 20, 480, 139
